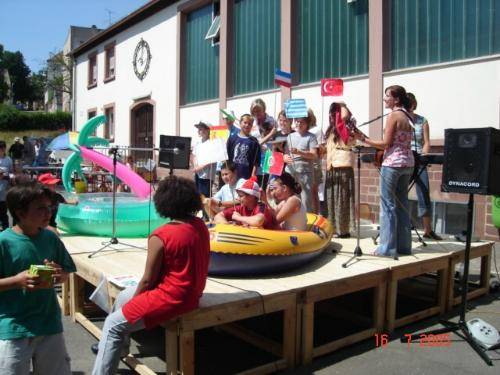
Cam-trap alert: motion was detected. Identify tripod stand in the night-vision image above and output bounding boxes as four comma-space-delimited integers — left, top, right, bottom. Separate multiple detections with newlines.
402, 194, 495, 365
88, 147, 146, 258
342, 146, 363, 267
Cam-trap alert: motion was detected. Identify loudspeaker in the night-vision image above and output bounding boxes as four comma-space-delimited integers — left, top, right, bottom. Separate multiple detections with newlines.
159, 135, 191, 170
441, 127, 500, 195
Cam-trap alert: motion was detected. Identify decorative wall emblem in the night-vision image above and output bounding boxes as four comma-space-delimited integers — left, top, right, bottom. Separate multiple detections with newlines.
133, 38, 152, 80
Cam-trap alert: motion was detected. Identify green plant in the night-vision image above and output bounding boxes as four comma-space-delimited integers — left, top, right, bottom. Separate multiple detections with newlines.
0, 105, 71, 131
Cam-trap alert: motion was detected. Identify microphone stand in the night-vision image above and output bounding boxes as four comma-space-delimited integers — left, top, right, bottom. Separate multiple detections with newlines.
88, 147, 146, 258
342, 145, 363, 267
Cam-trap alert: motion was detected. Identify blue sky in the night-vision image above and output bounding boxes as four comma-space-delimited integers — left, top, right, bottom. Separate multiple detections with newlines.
0, 0, 148, 73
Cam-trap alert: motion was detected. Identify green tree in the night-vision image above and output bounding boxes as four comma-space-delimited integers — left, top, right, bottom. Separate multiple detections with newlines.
0, 44, 9, 102
1, 49, 32, 103
46, 52, 72, 95
30, 69, 47, 105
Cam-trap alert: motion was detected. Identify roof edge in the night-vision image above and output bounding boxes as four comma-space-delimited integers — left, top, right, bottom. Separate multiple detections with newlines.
70, 0, 177, 58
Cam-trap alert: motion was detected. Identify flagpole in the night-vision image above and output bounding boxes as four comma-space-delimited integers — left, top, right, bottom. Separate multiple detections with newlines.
321, 96, 324, 137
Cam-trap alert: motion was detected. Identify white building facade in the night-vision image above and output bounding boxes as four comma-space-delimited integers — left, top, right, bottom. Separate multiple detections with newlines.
72, 0, 500, 239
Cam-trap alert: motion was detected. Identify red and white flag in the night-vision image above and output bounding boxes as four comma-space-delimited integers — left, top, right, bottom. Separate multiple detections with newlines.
321, 78, 343, 96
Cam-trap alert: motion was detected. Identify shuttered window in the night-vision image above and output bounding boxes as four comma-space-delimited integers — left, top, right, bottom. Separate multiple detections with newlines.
391, 0, 500, 70
185, 5, 219, 104
233, 0, 280, 95
297, 0, 369, 84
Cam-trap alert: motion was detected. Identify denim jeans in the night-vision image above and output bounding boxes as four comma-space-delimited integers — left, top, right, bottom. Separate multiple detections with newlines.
92, 287, 144, 375
377, 166, 413, 256
414, 166, 431, 218
195, 174, 212, 197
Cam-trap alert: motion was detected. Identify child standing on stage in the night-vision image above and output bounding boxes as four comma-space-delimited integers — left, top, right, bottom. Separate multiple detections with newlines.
325, 102, 356, 238
407, 93, 442, 241
0, 181, 76, 375
227, 114, 261, 180
92, 176, 210, 375
250, 98, 277, 144
283, 112, 318, 213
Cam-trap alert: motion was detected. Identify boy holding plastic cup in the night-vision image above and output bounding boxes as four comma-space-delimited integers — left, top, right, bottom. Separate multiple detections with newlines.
0, 181, 76, 374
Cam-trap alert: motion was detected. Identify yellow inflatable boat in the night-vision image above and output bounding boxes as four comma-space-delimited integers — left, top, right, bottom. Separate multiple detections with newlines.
208, 213, 334, 276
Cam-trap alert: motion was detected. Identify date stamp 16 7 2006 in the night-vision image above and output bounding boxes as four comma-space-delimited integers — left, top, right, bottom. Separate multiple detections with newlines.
375, 333, 452, 350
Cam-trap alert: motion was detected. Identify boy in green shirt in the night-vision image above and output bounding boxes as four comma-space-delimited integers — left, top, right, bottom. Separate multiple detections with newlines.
0, 181, 76, 375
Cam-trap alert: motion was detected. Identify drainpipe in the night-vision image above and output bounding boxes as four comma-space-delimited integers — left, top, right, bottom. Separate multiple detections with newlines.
71, 55, 77, 131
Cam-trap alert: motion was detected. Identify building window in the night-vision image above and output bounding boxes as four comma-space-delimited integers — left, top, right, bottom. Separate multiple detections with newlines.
184, 4, 219, 104
88, 53, 97, 88
104, 105, 115, 140
297, 0, 368, 84
391, 0, 500, 70
205, 1, 221, 45
233, 0, 280, 95
409, 200, 468, 235
104, 43, 116, 82
88, 109, 97, 136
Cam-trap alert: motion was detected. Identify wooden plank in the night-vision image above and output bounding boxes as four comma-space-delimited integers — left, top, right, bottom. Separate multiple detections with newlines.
305, 271, 386, 303
218, 323, 282, 357
385, 278, 398, 333
301, 303, 314, 364
283, 305, 296, 369
313, 328, 377, 358
180, 293, 295, 331
373, 282, 386, 333
390, 258, 448, 279
294, 299, 303, 363
69, 273, 85, 321
480, 251, 492, 290
122, 356, 158, 375
452, 288, 489, 306
61, 279, 70, 316
437, 268, 448, 315
179, 330, 195, 375
446, 258, 457, 312
166, 327, 178, 375
74, 312, 101, 338
394, 306, 441, 328
236, 359, 287, 375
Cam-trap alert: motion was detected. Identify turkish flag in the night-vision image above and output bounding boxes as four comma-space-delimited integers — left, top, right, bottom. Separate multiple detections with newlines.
321, 78, 343, 96
269, 152, 284, 176
335, 112, 350, 144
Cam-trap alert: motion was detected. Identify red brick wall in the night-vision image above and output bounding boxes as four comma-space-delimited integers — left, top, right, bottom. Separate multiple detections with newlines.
355, 159, 499, 241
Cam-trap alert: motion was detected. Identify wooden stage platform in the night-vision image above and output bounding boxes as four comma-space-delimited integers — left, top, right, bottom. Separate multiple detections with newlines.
60, 227, 494, 375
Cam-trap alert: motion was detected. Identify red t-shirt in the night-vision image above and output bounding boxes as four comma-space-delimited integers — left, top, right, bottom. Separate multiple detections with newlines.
122, 217, 210, 329
222, 203, 278, 230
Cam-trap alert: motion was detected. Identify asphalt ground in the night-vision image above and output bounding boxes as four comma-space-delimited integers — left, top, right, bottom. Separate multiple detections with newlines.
62, 243, 500, 374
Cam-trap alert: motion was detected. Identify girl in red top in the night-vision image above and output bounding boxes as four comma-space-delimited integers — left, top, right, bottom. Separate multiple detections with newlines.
92, 176, 210, 375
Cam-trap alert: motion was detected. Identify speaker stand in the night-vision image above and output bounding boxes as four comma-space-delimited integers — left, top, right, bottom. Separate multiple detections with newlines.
401, 194, 493, 366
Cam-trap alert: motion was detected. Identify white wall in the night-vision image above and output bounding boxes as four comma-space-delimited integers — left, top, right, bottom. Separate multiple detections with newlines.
74, 1, 186, 147
384, 58, 500, 140
293, 78, 369, 133
179, 101, 219, 140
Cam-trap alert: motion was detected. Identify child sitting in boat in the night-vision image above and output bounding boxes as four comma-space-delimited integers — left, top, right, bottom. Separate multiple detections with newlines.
261, 172, 307, 231
214, 176, 278, 229
207, 161, 239, 218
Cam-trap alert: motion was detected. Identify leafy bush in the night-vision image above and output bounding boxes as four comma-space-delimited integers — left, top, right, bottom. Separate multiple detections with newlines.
0, 104, 71, 131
